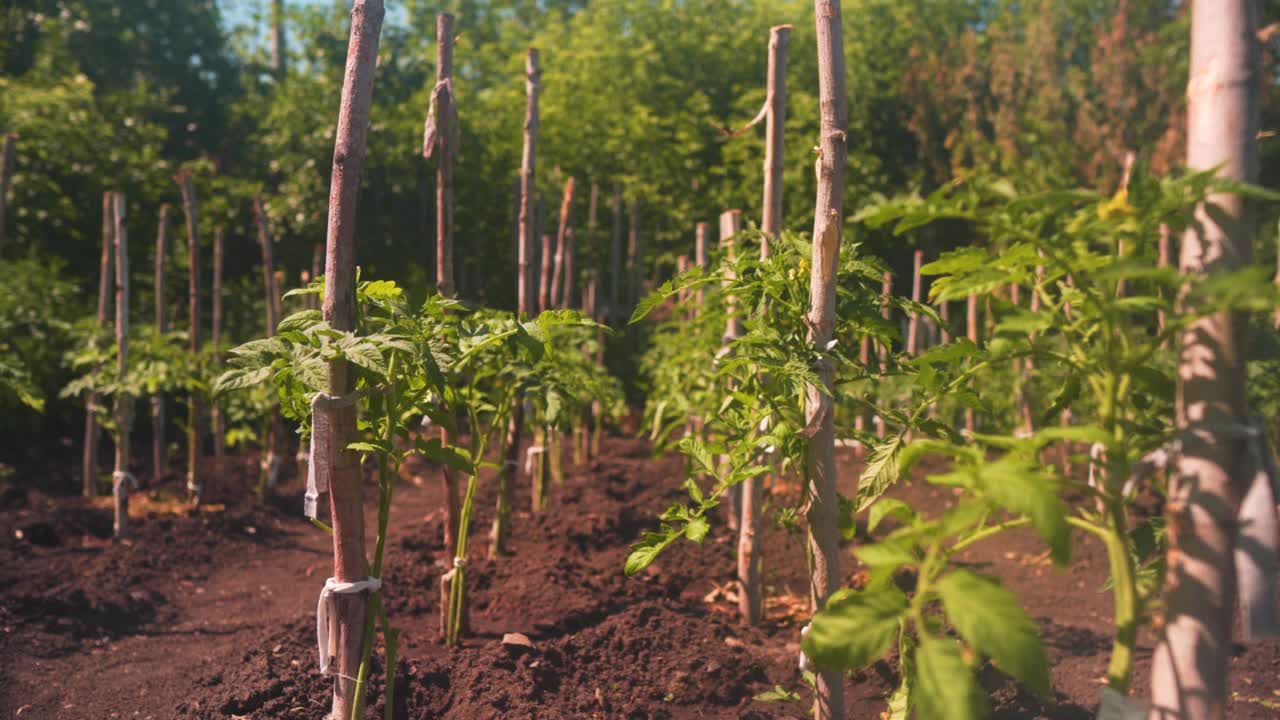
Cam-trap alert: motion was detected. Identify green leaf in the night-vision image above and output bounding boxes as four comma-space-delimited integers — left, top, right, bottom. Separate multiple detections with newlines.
855, 537, 917, 569
915, 638, 989, 720
624, 528, 681, 576
753, 685, 801, 703
803, 586, 908, 670
685, 516, 710, 543
936, 569, 1053, 698
868, 498, 918, 533
856, 434, 904, 512
978, 457, 1071, 565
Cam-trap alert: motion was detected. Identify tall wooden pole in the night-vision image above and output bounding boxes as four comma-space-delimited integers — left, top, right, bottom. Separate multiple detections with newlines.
907, 250, 923, 355
319, 2, 384, 716
174, 169, 204, 505
1159, 224, 1172, 334
430, 12, 455, 299
1150, 2, 1261, 717
694, 222, 709, 313
84, 193, 113, 498
739, 24, 789, 629
805, 2, 848, 716
254, 197, 284, 489
495, 47, 538, 559
111, 192, 131, 538
965, 293, 978, 435
551, 177, 574, 308
151, 205, 170, 484
211, 228, 225, 474
0, 133, 14, 250
539, 233, 553, 312
719, 209, 745, 533
609, 183, 622, 324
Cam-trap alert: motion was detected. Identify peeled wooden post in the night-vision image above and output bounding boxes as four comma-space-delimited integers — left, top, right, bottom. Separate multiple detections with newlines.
151, 205, 170, 484
738, 23, 789, 629
694, 222, 709, 316
1150, 2, 1260, 716
174, 169, 204, 504
254, 197, 284, 490
719, 209, 744, 533
551, 177, 574, 308
211, 228, 226, 474
907, 249, 923, 355
111, 192, 131, 538
84, 193, 113, 498
965, 292, 978, 435
805, 3, 848, 716
494, 47, 538, 559
0, 133, 14, 250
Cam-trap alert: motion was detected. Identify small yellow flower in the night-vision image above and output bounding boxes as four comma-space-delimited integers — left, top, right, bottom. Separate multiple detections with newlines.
1098, 188, 1135, 220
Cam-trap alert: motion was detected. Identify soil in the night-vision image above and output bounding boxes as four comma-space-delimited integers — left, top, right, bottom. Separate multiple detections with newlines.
1, 434, 1279, 720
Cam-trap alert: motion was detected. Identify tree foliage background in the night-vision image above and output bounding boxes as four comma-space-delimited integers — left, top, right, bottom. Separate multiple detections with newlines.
1, 0, 1279, 441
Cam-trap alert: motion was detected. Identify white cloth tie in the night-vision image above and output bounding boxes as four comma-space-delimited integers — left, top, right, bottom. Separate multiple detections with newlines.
316, 576, 382, 675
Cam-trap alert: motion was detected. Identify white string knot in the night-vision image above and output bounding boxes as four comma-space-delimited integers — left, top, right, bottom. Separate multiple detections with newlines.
524, 445, 546, 475
316, 576, 382, 675
798, 623, 813, 672
112, 471, 138, 493
305, 388, 377, 519
453, 557, 467, 569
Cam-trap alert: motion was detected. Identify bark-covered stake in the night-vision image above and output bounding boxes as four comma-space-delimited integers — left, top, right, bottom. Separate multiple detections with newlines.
151, 204, 170, 484
694, 221, 709, 317
494, 47, 539, 559
211, 228, 226, 474
719, 209, 744, 534
174, 168, 204, 505
84, 192, 114, 498
907, 249, 923, 355
254, 196, 285, 491
739, 23, 789, 629
965, 292, 978, 435
317, 2, 384, 716
803, 2, 847, 717
1149, 2, 1261, 718
111, 192, 132, 538
539, 233, 553, 312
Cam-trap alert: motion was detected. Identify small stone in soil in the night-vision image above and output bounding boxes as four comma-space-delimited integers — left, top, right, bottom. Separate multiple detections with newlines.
502, 632, 535, 653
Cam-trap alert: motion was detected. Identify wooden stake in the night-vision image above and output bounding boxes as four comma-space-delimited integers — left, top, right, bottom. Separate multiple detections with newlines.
495, 47, 538, 559
174, 169, 204, 504
965, 292, 978, 435
551, 177, 574, 308
1159, 224, 1172, 334
254, 197, 284, 490
318, 2, 384, 715
1151, 1, 1261, 714
84, 193, 113, 498
907, 249, 923, 355
539, 233, 553, 312
0, 133, 14, 250
609, 183, 622, 324
151, 205, 170, 485
430, 12, 455, 298
112, 192, 131, 538
211, 228, 225, 474
879, 271, 891, 372
719, 209, 744, 533
805, 3, 848, 715
694, 222, 709, 315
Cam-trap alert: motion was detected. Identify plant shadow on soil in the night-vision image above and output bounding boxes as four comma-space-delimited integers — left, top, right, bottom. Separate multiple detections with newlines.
2, 437, 1280, 719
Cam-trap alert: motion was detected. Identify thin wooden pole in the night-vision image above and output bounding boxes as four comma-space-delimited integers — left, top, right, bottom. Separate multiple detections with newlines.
211, 228, 225, 474
0, 133, 15, 250
907, 249, 923, 355
254, 196, 284, 490
84, 193, 113, 498
151, 204, 170, 484
878, 271, 891, 373
1151, 1, 1261, 715
719, 209, 744, 534
551, 177, 574, 308
319, 2, 384, 716
495, 47, 538, 559
965, 292, 978, 435
174, 169, 204, 505
609, 183, 622, 324
627, 199, 640, 308
806, 2, 848, 715
1159, 224, 1172, 333
694, 222, 709, 315
431, 12, 455, 298
111, 192, 131, 538
539, 233, 553, 313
